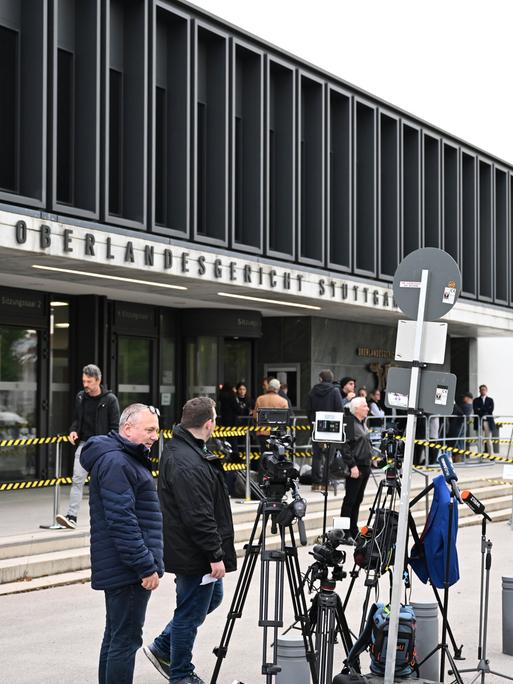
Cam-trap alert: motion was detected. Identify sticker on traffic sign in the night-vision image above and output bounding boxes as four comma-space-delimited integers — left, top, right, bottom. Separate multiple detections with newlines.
400, 281, 421, 288
442, 287, 456, 305
434, 385, 449, 406
387, 391, 409, 408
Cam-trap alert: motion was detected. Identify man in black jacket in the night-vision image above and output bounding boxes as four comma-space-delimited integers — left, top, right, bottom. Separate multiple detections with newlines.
340, 397, 373, 540
473, 384, 495, 454
56, 364, 120, 529
305, 369, 344, 490
144, 397, 236, 684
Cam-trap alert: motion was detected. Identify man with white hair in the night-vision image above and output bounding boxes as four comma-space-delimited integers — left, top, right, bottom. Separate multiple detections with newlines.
340, 396, 373, 540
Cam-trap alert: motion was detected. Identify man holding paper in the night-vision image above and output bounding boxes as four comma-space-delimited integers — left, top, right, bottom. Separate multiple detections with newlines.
144, 397, 236, 684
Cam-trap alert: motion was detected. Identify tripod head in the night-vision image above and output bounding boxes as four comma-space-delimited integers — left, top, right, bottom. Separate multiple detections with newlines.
307, 529, 348, 587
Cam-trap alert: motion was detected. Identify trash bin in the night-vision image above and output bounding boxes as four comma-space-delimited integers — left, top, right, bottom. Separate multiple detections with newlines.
502, 576, 513, 655
411, 602, 439, 681
276, 633, 309, 684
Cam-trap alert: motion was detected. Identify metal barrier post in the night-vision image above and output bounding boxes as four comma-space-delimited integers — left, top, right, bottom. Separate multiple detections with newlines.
158, 431, 164, 461
245, 427, 251, 502
40, 441, 64, 530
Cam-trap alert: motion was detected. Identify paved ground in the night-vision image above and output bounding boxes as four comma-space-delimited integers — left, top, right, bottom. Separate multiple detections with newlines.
2, 518, 513, 683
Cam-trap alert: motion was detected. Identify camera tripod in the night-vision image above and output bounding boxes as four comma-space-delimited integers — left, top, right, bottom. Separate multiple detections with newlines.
210, 477, 318, 684
458, 514, 513, 683
303, 553, 360, 683
342, 464, 465, 670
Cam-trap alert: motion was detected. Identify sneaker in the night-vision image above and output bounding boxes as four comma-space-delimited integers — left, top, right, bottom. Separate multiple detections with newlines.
55, 514, 77, 529
172, 674, 206, 684
142, 644, 170, 679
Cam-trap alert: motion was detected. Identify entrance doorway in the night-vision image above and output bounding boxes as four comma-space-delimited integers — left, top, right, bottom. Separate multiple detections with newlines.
0, 326, 39, 479
116, 335, 154, 409
222, 339, 252, 391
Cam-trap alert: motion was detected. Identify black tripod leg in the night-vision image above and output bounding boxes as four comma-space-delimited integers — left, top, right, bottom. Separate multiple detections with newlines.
335, 595, 360, 673
211, 509, 263, 684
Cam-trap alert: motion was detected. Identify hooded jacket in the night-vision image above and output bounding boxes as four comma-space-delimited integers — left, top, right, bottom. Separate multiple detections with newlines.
80, 431, 164, 590
305, 381, 344, 422
158, 424, 236, 576
70, 385, 120, 439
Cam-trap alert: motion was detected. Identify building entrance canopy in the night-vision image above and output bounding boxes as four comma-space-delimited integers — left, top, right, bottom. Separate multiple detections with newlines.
0, 209, 512, 337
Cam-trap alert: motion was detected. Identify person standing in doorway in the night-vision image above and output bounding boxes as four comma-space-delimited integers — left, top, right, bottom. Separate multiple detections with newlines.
56, 364, 120, 529
473, 384, 495, 454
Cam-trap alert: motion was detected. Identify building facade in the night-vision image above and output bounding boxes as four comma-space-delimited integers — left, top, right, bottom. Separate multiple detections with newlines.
0, 0, 512, 481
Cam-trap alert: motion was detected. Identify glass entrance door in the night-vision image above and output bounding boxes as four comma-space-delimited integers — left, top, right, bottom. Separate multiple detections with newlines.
117, 336, 154, 409
222, 339, 252, 391
0, 326, 39, 480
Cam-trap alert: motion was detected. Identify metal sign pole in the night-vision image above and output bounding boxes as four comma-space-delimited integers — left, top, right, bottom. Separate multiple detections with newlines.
384, 269, 429, 682
245, 427, 251, 502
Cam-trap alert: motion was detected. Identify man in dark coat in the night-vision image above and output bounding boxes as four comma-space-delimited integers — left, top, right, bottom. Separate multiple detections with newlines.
144, 397, 236, 684
340, 397, 373, 539
305, 369, 344, 490
80, 403, 163, 684
473, 384, 495, 454
56, 363, 120, 529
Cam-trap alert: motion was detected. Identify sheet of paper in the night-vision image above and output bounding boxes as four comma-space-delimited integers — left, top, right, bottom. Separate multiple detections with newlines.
200, 573, 218, 586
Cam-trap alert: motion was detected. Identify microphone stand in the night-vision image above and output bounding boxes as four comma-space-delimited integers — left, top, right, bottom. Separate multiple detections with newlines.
458, 512, 513, 683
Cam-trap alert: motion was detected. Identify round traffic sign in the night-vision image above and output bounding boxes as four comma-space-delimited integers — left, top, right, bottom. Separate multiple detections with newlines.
393, 248, 461, 321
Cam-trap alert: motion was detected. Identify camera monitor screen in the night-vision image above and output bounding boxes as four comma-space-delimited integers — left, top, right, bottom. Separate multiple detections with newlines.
256, 408, 290, 426
313, 411, 346, 443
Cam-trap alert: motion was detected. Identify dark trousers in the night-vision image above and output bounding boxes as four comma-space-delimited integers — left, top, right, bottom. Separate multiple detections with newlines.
311, 441, 325, 484
99, 582, 151, 684
340, 466, 370, 538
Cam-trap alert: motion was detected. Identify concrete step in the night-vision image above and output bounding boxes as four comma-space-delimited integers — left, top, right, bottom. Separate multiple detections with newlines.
0, 529, 90, 561
0, 546, 90, 584
0, 568, 91, 596
0, 477, 509, 591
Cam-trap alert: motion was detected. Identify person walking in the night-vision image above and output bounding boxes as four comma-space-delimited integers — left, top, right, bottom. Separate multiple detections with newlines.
305, 369, 344, 491
144, 397, 236, 684
79, 403, 163, 684
340, 397, 373, 540
56, 364, 120, 529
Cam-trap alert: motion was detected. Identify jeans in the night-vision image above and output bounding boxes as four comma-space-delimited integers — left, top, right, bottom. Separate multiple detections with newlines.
340, 465, 370, 538
68, 441, 87, 517
99, 582, 151, 684
152, 575, 224, 681
311, 441, 324, 484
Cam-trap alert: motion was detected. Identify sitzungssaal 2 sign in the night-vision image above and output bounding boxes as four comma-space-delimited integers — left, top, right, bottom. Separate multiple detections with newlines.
7, 213, 396, 310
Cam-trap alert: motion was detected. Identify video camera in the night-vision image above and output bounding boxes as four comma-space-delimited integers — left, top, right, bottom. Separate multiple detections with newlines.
378, 427, 404, 478
309, 528, 347, 583
256, 408, 299, 498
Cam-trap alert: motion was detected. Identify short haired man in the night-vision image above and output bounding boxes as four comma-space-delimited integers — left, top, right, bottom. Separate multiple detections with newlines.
144, 397, 236, 684
339, 397, 372, 540
339, 376, 356, 407
56, 364, 120, 529
305, 369, 344, 491
80, 404, 163, 684
473, 384, 495, 454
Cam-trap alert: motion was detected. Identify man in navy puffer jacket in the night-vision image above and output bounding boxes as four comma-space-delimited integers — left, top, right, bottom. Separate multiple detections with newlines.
80, 403, 164, 684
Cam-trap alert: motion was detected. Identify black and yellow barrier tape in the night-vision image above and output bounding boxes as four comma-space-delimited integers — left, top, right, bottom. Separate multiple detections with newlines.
0, 435, 69, 449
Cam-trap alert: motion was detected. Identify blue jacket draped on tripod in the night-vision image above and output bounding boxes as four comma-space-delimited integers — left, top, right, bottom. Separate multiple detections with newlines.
409, 474, 459, 589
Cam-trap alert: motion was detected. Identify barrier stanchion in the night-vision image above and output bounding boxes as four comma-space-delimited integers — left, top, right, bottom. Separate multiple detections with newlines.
40, 441, 64, 530
244, 426, 251, 502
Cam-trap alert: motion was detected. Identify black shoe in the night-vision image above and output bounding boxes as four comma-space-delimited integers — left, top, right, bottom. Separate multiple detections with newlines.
55, 514, 77, 529
143, 644, 170, 679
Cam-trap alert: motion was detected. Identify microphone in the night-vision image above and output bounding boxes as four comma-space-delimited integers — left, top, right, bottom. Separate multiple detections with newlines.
437, 452, 462, 503
461, 490, 491, 521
